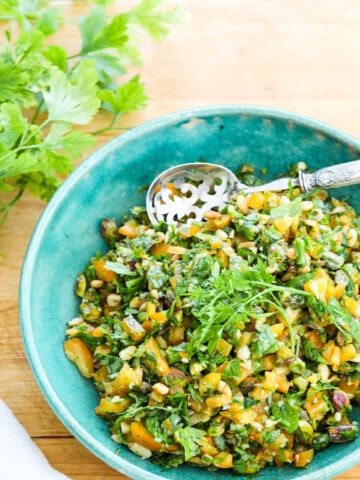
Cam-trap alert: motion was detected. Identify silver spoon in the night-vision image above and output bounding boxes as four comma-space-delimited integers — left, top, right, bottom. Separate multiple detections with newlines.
146, 159, 360, 226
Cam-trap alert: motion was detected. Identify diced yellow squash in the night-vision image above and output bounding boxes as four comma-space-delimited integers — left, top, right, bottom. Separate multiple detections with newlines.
213, 452, 233, 469
220, 404, 256, 424
262, 354, 277, 370
150, 243, 187, 256
168, 326, 185, 345
246, 192, 264, 210
216, 338, 233, 356
270, 323, 285, 337
95, 397, 131, 416
338, 377, 360, 395
344, 295, 360, 318
306, 330, 325, 349
205, 382, 232, 408
93, 259, 117, 282
199, 372, 221, 396
199, 436, 218, 456
143, 337, 170, 376
64, 337, 94, 378
305, 391, 328, 421
340, 343, 357, 363
105, 362, 142, 396
263, 371, 290, 393
130, 422, 178, 452
294, 449, 314, 468
118, 219, 138, 238
273, 217, 293, 234
188, 223, 202, 237
304, 274, 328, 303
121, 317, 146, 342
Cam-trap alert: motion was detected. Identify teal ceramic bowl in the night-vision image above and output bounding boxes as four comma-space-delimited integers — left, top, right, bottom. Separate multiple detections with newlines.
20, 106, 360, 480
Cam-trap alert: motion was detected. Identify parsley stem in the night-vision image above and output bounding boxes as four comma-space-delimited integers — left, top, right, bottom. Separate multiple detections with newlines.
266, 293, 296, 353
0, 188, 25, 229
31, 99, 45, 125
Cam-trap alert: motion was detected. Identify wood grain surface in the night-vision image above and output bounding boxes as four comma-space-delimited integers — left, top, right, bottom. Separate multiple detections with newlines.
1, 1, 360, 478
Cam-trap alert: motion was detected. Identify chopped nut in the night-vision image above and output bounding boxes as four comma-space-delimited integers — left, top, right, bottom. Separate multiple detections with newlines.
90, 279, 104, 289
152, 382, 169, 396
128, 442, 152, 458
107, 293, 121, 307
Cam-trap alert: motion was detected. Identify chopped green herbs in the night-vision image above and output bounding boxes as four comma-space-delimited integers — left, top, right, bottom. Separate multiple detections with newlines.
65, 171, 360, 473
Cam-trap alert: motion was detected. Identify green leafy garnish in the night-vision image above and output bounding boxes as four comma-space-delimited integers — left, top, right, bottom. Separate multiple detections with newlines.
252, 323, 279, 356
271, 400, 300, 434
270, 196, 302, 219
0, 0, 182, 230
174, 427, 205, 461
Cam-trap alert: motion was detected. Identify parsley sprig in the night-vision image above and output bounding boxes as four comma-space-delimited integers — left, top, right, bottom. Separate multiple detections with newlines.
188, 261, 311, 356
0, 0, 182, 230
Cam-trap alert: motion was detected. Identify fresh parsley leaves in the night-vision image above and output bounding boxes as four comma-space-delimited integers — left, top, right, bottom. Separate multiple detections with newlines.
271, 400, 300, 434
174, 427, 205, 461
0, 0, 182, 230
252, 323, 279, 356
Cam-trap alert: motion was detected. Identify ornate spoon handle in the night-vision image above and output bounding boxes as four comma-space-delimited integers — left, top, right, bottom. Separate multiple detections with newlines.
298, 159, 360, 193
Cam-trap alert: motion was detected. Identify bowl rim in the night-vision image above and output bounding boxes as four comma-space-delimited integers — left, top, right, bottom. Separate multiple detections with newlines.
19, 104, 360, 480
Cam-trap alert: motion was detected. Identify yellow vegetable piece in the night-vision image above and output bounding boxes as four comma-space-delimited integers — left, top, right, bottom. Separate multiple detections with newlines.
247, 192, 264, 210
216, 338, 233, 356
273, 216, 293, 234
198, 372, 221, 396
344, 295, 360, 318
143, 337, 170, 376
220, 404, 257, 424
206, 384, 232, 408
305, 391, 328, 421
294, 449, 314, 468
130, 422, 178, 452
213, 452, 233, 469
64, 337, 94, 378
95, 398, 131, 416
118, 219, 138, 238
340, 344, 357, 363
105, 362, 141, 396
93, 259, 117, 282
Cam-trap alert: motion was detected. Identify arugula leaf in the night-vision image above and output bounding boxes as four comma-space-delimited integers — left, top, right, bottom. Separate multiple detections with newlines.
271, 400, 300, 433
174, 427, 205, 461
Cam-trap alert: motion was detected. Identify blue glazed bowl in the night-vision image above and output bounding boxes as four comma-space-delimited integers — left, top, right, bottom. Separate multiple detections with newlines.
20, 106, 360, 480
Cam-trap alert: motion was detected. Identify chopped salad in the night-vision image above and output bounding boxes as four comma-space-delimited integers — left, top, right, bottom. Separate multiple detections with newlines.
64, 163, 360, 473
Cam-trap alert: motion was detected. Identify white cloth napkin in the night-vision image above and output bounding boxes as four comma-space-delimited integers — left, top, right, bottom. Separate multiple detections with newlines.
0, 399, 72, 480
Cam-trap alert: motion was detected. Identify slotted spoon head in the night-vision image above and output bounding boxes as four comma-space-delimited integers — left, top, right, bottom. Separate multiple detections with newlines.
146, 162, 242, 226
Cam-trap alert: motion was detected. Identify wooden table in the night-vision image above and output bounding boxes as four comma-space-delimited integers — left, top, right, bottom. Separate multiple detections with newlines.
1, 1, 360, 478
